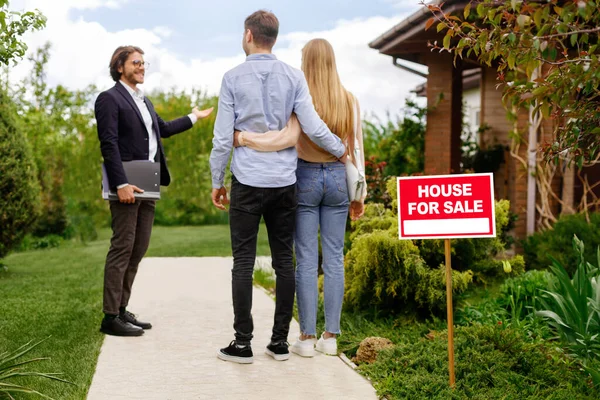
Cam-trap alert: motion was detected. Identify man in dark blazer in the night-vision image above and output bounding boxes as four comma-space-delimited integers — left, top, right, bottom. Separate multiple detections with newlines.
95, 45, 213, 336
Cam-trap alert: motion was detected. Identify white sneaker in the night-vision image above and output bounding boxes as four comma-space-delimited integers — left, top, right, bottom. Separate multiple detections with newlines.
290, 336, 317, 357
315, 333, 337, 355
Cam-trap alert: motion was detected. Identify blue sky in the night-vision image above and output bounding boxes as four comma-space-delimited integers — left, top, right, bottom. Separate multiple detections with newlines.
11, 0, 427, 119
71, 0, 418, 60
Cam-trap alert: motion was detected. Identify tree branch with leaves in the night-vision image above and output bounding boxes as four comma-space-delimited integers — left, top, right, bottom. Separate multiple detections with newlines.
424, 0, 600, 168
0, 0, 46, 66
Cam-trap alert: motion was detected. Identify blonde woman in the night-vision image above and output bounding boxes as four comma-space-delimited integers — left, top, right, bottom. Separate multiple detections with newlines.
234, 38, 366, 357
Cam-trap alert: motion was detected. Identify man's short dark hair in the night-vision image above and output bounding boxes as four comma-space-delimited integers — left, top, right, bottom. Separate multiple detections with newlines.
109, 46, 144, 82
244, 10, 279, 49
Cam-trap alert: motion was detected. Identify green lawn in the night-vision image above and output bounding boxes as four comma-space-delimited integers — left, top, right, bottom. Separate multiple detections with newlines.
0, 225, 270, 399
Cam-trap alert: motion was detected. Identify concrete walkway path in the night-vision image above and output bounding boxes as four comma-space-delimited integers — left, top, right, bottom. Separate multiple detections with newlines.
87, 257, 378, 400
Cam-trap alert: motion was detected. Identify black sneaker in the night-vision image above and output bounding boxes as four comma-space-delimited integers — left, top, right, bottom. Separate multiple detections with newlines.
120, 310, 152, 330
265, 341, 290, 361
217, 340, 254, 364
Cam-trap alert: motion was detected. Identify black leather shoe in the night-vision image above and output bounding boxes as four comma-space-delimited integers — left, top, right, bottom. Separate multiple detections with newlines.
120, 310, 152, 330
100, 315, 144, 337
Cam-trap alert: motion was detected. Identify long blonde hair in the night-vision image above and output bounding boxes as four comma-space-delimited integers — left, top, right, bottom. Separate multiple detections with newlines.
301, 39, 354, 142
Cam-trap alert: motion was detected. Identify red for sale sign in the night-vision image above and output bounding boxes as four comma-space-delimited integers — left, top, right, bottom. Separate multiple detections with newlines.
397, 173, 496, 240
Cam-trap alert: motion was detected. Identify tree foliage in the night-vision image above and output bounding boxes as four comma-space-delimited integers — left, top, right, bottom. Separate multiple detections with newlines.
363, 99, 426, 177
0, 88, 40, 258
7, 44, 222, 241
0, 0, 46, 65
425, 0, 600, 167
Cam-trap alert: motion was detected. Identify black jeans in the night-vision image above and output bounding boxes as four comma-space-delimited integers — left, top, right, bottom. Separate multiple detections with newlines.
229, 175, 297, 345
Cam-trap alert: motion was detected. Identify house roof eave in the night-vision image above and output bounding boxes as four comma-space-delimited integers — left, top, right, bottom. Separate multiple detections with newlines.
369, 0, 467, 56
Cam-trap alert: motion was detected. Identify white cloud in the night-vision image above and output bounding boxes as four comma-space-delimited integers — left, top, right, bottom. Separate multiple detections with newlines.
8, 1, 426, 120
152, 26, 173, 38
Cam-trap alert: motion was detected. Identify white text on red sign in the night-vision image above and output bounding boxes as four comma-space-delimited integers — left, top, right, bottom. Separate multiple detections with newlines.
408, 184, 483, 215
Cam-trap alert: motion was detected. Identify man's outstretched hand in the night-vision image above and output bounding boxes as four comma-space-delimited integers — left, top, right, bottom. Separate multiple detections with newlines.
192, 106, 214, 119
212, 187, 229, 211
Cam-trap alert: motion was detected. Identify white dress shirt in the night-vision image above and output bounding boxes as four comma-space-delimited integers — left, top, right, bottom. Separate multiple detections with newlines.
117, 80, 197, 188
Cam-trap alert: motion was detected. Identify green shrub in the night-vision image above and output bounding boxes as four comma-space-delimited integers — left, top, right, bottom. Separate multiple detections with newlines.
368, 179, 518, 281
523, 212, 600, 275
468, 254, 525, 278
359, 324, 598, 399
152, 92, 226, 226
17, 234, 63, 251
499, 269, 554, 319
536, 235, 600, 365
455, 297, 508, 326
415, 200, 515, 280
0, 89, 40, 259
349, 202, 397, 242
361, 99, 425, 179
344, 230, 472, 315
64, 200, 99, 243
31, 150, 69, 238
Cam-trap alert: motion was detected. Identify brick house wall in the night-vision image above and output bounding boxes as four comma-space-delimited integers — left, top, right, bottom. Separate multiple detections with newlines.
424, 53, 463, 175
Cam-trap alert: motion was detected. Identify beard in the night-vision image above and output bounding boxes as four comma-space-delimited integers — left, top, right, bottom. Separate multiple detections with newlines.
122, 68, 144, 85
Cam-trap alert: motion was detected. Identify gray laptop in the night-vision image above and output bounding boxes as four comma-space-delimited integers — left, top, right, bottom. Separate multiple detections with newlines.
102, 161, 160, 200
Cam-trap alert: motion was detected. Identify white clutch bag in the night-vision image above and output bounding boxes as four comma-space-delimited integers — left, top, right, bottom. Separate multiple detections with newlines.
346, 101, 366, 202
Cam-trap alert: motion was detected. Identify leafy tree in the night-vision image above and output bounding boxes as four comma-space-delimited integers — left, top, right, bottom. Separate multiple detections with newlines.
13, 43, 100, 239
425, 0, 600, 167
0, 0, 45, 257
0, 88, 40, 258
0, 0, 46, 65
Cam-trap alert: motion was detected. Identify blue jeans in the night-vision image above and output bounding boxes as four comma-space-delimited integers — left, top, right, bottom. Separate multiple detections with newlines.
295, 159, 349, 336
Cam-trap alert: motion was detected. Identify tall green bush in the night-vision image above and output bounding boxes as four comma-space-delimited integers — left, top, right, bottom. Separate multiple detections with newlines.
0, 88, 40, 258
523, 212, 600, 275
15, 44, 99, 239
9, 47, 225, 241
152, 90, 224, 225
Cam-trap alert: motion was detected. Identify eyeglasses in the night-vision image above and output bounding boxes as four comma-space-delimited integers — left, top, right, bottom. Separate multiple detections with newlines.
131, 60, 150, 69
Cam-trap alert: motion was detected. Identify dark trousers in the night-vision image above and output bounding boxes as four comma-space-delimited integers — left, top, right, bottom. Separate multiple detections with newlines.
229, 176, 297, 345
103, 200, 156, 315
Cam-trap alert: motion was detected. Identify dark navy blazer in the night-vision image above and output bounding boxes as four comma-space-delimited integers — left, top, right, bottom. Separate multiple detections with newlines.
95, 83, 192, 189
